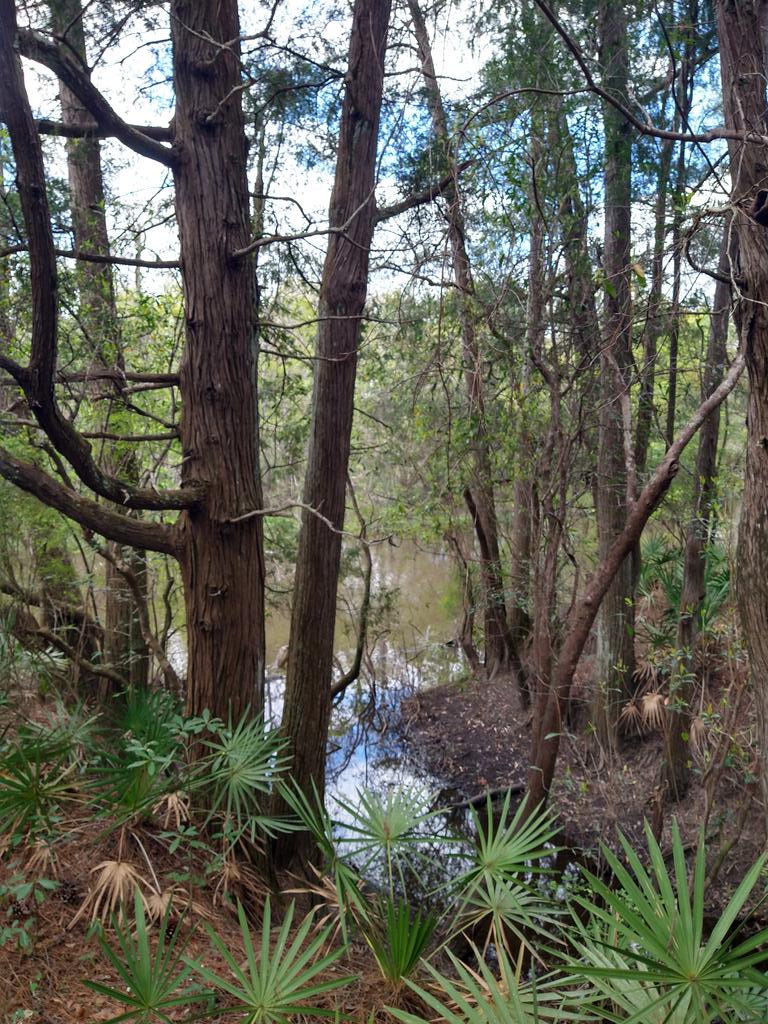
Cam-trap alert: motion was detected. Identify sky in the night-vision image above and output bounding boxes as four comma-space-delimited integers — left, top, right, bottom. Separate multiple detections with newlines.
21, 0, 484, 293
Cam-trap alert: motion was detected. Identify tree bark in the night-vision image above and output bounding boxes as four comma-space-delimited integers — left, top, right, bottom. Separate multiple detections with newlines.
592, 0, 636, 756
635, 133, 673, 481
276, 0, 392, 844
50, 0, 149, 691
170, 0, 266, 721
716, 0, 768, 827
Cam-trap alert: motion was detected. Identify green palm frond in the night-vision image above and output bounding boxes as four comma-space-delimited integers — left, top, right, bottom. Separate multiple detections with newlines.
84, 890, 211, 1024
362, 895, 437, 987
191, 897, 353, 1023
388, 945, 585, 1023
189, 713, 292, 847
332, 784, 448, 890
457, 792, 560, 889
0, 744, 77, 843
569, 820, 768, 1024
278, 779, 369, 939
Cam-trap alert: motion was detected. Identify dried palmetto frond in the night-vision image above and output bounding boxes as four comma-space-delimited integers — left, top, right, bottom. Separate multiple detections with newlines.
212, 853, 266, 909
287, 863, 364, 941
68, 859, 148, 928
690, 716, 708, 763
633, 660, 660, 694
641, 692, 667, 732
619, 700, 643, 736
25, 838, 58, 878
143, 885, 211, 924
152, 791, 190, 831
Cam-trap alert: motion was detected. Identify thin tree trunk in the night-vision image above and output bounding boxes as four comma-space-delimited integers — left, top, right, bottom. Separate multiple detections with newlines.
635, 135, 673, 479
508, 132, 547, 655
50, 0, 149, 691
716, 0, 768, 828
663, 228, 731, 799
276, 0, 391, 847
171, 0, 266, 722
408, 0, 520, 681
592, 0, 635, 756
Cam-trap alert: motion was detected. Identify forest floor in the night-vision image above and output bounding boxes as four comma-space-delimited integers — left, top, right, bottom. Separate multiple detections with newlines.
399, 667, 765, 920
0, 814, 401, 1024
1, 661, 765, 1022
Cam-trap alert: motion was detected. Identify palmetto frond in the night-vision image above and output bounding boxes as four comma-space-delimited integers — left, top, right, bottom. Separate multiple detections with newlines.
69, 859, 148, 928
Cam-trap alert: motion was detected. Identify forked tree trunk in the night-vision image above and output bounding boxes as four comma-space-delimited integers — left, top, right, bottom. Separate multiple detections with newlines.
171, 0, 266, 722
663, 229, 731, 799
592, 0, 635, 756
277, 0, 392, 836
716, 0, 768, 827
51, 0, 149, 691
408, 0, 520, 681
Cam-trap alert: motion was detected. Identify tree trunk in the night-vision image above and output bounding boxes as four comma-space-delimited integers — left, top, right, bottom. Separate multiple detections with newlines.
50, 0, 149, 691
716, 0, 768, 827
171, 0, 266, 722
408, 0, 519, 680
592, 0, 636, 757
635, 134, 673, 480
663, 228, 731, 799
277, 0, 391, 839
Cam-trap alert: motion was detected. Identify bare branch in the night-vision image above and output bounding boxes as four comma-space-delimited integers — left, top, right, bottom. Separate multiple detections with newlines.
0, 447, 178, 555
0, 242, 180, 269
374, 160, 473, 223
35, 116, 172, 142
56, 370, 180, 386
533, 0, 768, 149
17, 28, 176, 167
0, 11, 196, 513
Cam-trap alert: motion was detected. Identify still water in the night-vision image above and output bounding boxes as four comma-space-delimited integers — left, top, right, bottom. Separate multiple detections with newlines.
264, 541, 465, 796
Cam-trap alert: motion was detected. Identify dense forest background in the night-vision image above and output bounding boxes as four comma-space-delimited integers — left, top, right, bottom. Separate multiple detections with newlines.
2, 0, 768, 1021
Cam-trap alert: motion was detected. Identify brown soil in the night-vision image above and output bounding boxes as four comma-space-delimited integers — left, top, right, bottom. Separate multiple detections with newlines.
399, 671, 766, 917
0, 818, 399, 1024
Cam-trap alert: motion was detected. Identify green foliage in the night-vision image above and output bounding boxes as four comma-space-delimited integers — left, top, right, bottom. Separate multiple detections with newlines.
92, 690, 184, 824
0, 743, 75, 844
637, 539, 731, 649
448, 794, 562, 958
388, 945, 581, 1024
0, 871, 58, 951
16, 699, 99, 765
332, 784, 445, 891
191, 898, 352, 1023
84, 891, 211, 1024
362, 895, 437, 989
569, 821, 768, 1023
278, 779, 370, 940
189, 712, 294, 849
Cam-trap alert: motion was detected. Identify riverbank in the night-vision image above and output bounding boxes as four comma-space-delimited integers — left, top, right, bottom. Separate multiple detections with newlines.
399, 673, 766, 916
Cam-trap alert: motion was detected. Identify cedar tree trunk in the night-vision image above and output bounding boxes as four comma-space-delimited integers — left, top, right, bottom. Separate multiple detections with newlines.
716, 0, 768, 825
277, 0, 392, 833
171, 0, 266, 721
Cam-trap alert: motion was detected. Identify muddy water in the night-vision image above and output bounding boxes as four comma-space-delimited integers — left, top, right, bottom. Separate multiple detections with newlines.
170, 540, 466, 797
265, 541, 467, 827
265, 541, 462, 668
